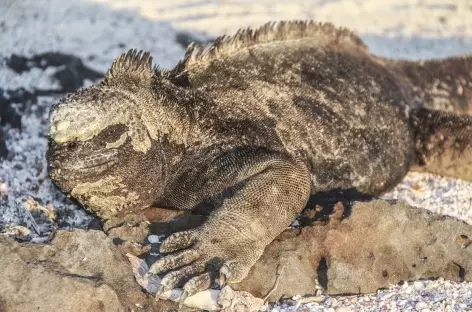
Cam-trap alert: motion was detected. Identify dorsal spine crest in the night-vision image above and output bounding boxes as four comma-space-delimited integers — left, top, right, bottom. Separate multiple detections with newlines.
105, 49, 155, 84
176, 20, 367, 70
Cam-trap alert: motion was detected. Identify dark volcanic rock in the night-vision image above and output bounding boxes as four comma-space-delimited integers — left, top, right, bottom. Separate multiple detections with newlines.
6, 52, 103, 91
1, 52, 104, 130
0, 52, 103, 158
0, 126, 6, 159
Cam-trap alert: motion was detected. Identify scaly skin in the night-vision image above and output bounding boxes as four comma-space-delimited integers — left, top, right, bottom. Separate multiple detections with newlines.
47, 21, 472, 304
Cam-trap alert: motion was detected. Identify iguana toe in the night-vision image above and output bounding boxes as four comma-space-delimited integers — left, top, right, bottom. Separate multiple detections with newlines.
219, 260, 249, 285
148, 249, 199, 275
150, 226, 265, 302
160, 230, 197, 253
155, 261, 205, 298
179, 273, 212, 307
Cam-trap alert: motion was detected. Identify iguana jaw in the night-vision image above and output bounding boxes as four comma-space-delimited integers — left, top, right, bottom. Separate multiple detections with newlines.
48, 140, 116, 189
49, 145, 119, 173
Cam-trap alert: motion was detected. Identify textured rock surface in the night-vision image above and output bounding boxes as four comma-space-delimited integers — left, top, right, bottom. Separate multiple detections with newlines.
1, 200, 472, 311
0, 230, 175, 312
234, 200, 472, 301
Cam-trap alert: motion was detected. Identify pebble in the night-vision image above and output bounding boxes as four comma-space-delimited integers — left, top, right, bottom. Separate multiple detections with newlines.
269, 279, 472, 311
416, 301, 428, 309
381, 292, 397, 300
331, 298, 338, 307
300, 296, 326, 304
147, 235, 162, 244
414, 281, 425, 290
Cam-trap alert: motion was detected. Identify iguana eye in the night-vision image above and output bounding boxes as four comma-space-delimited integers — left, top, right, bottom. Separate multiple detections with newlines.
101, 124, 126, 140
106, 128, 116, 136
105, 132, 128, 149
101, 124, 128, 149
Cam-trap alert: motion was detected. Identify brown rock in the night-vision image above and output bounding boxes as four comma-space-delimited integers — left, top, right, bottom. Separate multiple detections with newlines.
234, 200, 472, 301
3, 200, 472, 311
0, 230, 174, 312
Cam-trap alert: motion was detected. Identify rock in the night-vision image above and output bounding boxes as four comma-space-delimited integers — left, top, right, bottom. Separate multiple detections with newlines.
416, 301, 428, 309
147, 234, 162, 244
0, 229, 174, 312
0, 125, 6, 159
6, 53, 103, 91
0, 87, 30, 130
129, 199, 472, 309
3, 200, 472, 311
218, 285, 265, 312
414, 281, 425, 290
233, 200, 472, 301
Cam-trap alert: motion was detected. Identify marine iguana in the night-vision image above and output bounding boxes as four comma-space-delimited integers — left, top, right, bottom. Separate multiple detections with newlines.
47, 21, 472, 304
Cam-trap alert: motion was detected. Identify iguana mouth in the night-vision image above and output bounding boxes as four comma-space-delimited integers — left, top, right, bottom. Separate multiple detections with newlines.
74, 149, 120, 173
48, 153, 119, 194
77, 157, 118, 172
49, 148, 119, 173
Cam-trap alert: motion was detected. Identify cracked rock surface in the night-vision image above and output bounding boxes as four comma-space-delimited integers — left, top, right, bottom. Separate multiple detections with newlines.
0, 230, 174, 312
1, 200, 472, 311
233, 200, 472, 301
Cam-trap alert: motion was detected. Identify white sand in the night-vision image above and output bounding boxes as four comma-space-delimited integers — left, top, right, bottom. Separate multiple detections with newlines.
1, 0, 471, 311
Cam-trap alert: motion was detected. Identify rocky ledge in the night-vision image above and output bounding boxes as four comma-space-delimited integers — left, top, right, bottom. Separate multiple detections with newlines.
1, 199, 471, 311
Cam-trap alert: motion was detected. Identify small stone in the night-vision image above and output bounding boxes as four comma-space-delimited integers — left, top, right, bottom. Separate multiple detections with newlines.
147, 235, 161, 244
300, 295, 326, 304
331, 298, 338, 307
382, 292, 396, 300
336, 308, 351, 312
414, 281, 424, 290
416, 302, 428, 309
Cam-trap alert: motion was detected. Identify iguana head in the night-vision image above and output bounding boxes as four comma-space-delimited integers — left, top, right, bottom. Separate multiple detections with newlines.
47, 50, 168, 218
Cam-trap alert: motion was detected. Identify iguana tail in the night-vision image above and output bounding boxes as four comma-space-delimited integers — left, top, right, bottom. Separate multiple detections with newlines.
388, 55, 472, 180
410, 107, 472, 181
391, 55, 472, 114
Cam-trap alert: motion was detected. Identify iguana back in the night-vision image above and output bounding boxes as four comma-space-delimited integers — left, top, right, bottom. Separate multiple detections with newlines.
175, 21, 417, 195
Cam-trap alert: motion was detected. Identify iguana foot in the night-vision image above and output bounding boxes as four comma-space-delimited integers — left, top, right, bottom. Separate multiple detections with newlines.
148, 226, 265, 301
148, 151, 312, 305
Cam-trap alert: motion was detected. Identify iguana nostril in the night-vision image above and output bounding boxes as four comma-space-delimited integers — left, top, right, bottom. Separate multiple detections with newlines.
66, 141, 78, 150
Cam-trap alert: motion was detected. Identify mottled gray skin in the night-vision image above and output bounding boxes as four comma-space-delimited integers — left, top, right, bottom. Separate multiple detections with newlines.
47, 21, 472, 303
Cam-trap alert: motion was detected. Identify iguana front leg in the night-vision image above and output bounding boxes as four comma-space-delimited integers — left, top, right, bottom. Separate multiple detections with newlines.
148, 147, 311, 303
